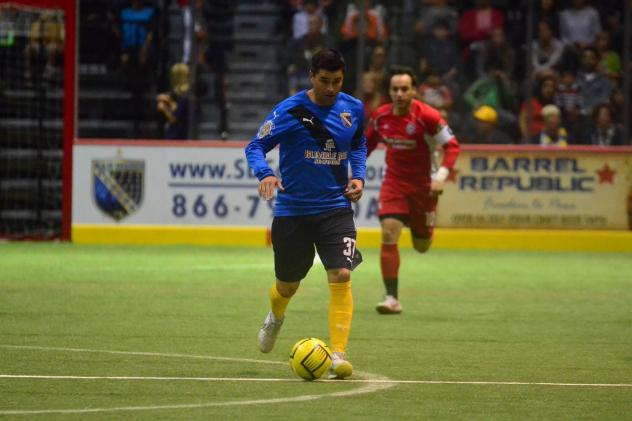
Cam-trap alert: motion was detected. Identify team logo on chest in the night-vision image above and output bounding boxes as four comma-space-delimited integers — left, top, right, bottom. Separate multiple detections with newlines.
406, 122, 416, 135
340, 111, 353, 128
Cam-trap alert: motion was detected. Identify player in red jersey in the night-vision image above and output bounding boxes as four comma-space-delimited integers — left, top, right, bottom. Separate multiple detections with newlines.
366, 66, 460, 314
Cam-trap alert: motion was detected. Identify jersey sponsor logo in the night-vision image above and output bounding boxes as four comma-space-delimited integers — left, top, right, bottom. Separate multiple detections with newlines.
257, 120, 274, 139
406, 122, 416, 135
340, 111, 353, 128
383, 137, 417, 150
288, 104, 348, 185
304, 149, 348, 165
92, 157, 145, 221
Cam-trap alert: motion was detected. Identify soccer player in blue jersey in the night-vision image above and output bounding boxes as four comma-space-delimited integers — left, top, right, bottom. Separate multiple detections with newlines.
245, 49, 366, 379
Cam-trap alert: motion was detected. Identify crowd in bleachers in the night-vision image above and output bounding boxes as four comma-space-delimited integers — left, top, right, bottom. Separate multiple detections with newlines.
278, 0, 630, 146
17, 0, 628, 144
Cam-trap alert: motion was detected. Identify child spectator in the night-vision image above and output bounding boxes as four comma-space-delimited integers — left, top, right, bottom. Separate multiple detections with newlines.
156, 63, 199, 140
535, 104, 568, 147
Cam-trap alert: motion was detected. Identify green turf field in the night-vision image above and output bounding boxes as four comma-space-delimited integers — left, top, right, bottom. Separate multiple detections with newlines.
1, 243, 631, 420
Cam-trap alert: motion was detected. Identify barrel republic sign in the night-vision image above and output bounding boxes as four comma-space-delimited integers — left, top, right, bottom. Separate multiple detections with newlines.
436, 147, 632, 230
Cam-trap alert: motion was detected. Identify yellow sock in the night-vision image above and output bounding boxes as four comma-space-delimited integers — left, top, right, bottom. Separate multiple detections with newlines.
270, 284, 290, 319
328, 281, 353, 354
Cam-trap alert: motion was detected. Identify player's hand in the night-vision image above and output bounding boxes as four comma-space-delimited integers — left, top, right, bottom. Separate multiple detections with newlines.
259, 176, 284, 201
344, 179, 364, 203
430, 179, 444, 197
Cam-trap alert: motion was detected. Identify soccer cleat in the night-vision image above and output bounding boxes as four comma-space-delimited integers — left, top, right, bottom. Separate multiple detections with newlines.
258, 311, 284, 353
376, 295, 402, 314
328, 352, 353, 379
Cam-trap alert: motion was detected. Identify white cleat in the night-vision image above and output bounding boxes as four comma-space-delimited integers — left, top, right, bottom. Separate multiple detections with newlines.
328, 352, 353, 379
258, 311, 284, 353
376, 295, 402, 314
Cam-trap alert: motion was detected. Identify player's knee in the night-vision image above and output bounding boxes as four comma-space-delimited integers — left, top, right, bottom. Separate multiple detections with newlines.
381, 224, 401, 244
327, 268, 351, 283
412, 238, 432, 254
276, 281, 300, 298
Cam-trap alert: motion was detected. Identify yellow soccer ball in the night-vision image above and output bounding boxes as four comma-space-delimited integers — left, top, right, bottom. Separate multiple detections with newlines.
289, 338, 332, 380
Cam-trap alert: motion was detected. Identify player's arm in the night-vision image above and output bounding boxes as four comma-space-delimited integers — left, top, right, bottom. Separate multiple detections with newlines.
245, 109, 285, 201
345, 111, 367, 203
365, 115, 380, 157
425, 111, 460, 195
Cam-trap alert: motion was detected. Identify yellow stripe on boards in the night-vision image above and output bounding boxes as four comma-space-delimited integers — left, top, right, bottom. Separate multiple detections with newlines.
72, 224, 632, 252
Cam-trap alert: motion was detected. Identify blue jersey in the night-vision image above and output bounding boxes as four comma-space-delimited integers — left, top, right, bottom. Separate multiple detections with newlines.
245, 90, 367, 217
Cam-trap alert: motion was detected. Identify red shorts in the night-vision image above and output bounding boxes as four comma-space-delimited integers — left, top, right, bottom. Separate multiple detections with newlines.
378, 183, 438, 239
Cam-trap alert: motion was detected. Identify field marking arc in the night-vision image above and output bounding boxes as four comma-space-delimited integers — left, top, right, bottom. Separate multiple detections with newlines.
2, 374, 632, 388
0, 344, 394, 416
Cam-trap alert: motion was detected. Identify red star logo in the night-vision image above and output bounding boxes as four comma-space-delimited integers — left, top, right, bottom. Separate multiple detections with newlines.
596, 164, 616, 184
446, 168, 459, 183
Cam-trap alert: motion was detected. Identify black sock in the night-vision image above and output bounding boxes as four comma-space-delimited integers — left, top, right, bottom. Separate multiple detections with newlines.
384, 278, 398, 299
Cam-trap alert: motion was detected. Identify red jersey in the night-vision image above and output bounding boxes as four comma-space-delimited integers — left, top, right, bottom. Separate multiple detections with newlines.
366, 99, 460, 188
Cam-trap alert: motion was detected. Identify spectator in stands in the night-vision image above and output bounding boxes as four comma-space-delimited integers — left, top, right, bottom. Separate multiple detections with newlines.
554, 70, 581, 118
115, 0, 156, 137
595, 31, 622, 85
362, 71, 389, 122
156, 63, 198, 140
286, 14, 333, 95
340, 0, 387, 46
418, 72, 453, 119
531, 19, 564, 78
519, 76, 556, 140
461, 105, 513, 144
475, 27, 514, 79
457, 0, 504, 52
339, 0, 387, 93
463, 60, 517, 132
554, 70, 590, 143
535, 104, 568, 146
180, 0, 211, 66
116, 0, 155, 73
24, 11, 64, 82
293, 0, 328, 40
558, 0, 601, 72
204, 0, 235, 140
589, 104, 624, 146
413, 0, 458, 41
534, 0, 559, 36
559, 0, 601, 47
418, 20, 459, 89
576, 47, 613, 117
366, 45, 387, 93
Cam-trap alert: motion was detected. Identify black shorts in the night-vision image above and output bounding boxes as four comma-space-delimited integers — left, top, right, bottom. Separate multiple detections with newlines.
271, 207, 363, 283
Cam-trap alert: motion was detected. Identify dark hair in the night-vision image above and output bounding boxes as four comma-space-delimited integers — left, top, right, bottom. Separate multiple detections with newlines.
593, 103, 613, 120
389, 65, 417, 86
310, 48, 346, 75
582, 46, 599, 58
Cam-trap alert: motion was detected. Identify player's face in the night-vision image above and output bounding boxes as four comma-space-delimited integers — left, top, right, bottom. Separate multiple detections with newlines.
389, 74, 415, 112
310, 69, 344, 106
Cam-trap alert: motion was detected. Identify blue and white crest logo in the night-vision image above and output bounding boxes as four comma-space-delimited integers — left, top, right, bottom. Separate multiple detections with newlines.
92, 158, 145, 221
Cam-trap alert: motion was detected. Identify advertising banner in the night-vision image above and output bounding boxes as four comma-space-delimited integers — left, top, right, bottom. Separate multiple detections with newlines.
73, 142, 632, 230
438, 147, 632, 230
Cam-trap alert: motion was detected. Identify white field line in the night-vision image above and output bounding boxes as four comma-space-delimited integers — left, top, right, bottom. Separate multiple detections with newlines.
0, 344, 286, 365
0, 344, 393, 415
1, 374, 631, 388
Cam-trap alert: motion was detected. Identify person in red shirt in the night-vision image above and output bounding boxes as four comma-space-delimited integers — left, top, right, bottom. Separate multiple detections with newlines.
366, 66, 460, 314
